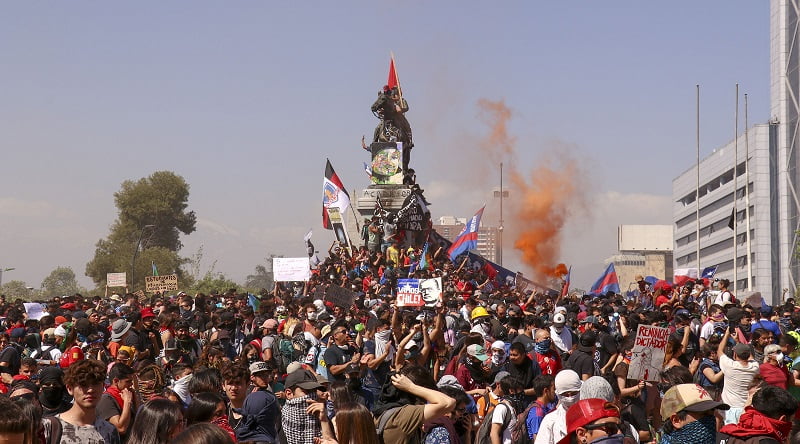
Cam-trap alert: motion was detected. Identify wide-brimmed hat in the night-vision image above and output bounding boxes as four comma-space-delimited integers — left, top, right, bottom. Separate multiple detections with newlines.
110, 319, 132, 341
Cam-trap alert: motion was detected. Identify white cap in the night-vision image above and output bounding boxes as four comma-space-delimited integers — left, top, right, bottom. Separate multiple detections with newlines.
553, 313, 566, 325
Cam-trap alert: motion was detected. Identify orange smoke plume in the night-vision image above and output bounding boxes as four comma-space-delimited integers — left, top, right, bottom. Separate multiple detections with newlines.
477, 99, 586, 282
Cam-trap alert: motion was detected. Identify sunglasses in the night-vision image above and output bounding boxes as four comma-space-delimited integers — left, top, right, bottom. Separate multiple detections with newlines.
583, 421, 621, 435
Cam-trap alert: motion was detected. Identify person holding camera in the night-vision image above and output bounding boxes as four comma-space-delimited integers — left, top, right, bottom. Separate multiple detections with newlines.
717, 324, 760, 425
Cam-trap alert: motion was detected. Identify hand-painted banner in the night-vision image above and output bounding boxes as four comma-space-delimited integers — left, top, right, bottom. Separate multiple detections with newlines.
145, 274, 178, 292
273, 257, 311, 282
627, 324, 669, 381
397, 279, 423, 307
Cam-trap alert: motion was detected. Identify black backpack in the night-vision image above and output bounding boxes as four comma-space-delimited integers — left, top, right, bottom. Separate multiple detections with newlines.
475, 400, 513, 444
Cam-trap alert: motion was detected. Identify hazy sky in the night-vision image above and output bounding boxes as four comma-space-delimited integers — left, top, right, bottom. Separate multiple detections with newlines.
0, 2, 769, 291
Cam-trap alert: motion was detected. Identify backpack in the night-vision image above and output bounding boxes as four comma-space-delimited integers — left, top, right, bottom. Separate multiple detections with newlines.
37, 345, 58, 361
376, 406, 402, 444
510, 401, 540, 444
45, 416, 62, 444
475, 400, 513, 444
272, 334, 295, 374
447, 314, 470, 334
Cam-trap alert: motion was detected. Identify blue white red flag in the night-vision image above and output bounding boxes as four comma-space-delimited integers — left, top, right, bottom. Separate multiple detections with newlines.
448, 205, 485, 261
322, 159, 351, 230
561, 266, 572, 297
589, 263, 620, 296
701, 265, 718, 280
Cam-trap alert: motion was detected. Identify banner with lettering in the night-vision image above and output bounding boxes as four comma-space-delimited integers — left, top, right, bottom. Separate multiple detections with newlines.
397, 279, 423, 307
627, 324, 669, 381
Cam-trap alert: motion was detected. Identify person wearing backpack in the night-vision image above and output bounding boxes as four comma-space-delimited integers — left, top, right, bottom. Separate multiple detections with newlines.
524, 375, 556, 442
474, 374, 522, 444
373, 365, 456, 444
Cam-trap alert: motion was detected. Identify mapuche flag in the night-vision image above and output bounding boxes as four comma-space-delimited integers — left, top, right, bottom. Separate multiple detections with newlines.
322, 159, 350, 230
448, 205, 485, 261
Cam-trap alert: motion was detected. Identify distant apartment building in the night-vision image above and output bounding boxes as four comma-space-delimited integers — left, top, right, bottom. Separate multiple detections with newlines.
605, 225, 673, 293
433, 216, 500, 263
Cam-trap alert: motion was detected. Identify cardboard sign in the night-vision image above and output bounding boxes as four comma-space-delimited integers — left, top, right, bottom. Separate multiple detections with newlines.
325, 285, 356, 308
397, 279, 423, 307
134, 290, 147, 302
107, 272, 127, 288
627, 324, 669, 381
145, 274, 178, 292
273, 257, 311, 282
419, 277, 442, 307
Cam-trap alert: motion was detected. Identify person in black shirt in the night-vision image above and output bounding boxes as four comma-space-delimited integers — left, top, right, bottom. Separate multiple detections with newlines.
567, 331, 597, 380
323, 324, 360, 383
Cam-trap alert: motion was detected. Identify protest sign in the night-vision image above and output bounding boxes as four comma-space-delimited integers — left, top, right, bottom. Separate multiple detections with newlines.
397, 279, 423, 307
419, 277, 442, 307
107, 272, 127, 288
273, 257, 311, 282
134, 290, 147, 303
23, 303, 45, 321
325, 285, 356, 308
145, 274, 178, 292
627, 324, 669, 381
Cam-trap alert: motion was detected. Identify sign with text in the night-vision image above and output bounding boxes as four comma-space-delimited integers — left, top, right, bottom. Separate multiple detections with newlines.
23, 303, 45, 321
107, 272, 127, 288
145, 274, 178, 292
397, 279, 423, 307
419, 277, 442, 307
627, 324, 669, 381
134, 290, 147, 302
273, 257, 311, 282
325, 285, 356, 308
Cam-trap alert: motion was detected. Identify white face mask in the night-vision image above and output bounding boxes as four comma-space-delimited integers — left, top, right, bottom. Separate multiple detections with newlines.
775, 352, 785, 362
559, 393, 579, 407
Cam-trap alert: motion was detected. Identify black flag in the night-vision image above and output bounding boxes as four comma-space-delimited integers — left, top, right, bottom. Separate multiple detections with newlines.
728, 208, 735, 230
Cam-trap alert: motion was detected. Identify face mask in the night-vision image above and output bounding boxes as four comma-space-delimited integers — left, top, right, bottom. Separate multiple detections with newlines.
375, 330, 391, 342
554, 326, 564, 334
307, 312, 318, 321
590, 434, 625, 444
491, 351, 507, 366
535, 339, 552, 354
666, 414, 716, 443
39, 386, 64, 407
740, 323, 751, 333
775, 352, 785, 362
559, 393, 578, 408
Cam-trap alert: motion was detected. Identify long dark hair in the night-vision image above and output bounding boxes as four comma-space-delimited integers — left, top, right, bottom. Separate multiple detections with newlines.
333, 402, 379, 444
172, 423, 233, 444
127, 398, 184, 444
185, 392, 225, 425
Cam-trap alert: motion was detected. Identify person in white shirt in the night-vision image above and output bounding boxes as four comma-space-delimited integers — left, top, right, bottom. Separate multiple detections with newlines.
718, 326, 759, 425
534, 369, 582, 444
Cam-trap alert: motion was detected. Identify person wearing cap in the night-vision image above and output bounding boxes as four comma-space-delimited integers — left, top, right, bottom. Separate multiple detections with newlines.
281, 369, 329, 444
108, 318, 132, 358
454, 344, 490, 396
760, 343, 794, 389
477, 370, 509, 420
556, 398, 623, 444
124, 312, 154, 366
659, 383, 729, 444
718, 385, 797, 444
550, 313, 574, 358
534, 369, 582, 444
567, 331, 598, 381
717, 326, 760, 425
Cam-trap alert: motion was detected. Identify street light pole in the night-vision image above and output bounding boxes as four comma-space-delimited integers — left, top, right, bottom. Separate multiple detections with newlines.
492, 164, 509, 266
131, 225, 155, 292
0, 268, 15, 288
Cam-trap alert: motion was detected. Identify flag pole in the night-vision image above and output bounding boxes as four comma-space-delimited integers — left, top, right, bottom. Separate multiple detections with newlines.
744, 93, 753, 290
696, 85, 701, 280
733, 84, 739, 295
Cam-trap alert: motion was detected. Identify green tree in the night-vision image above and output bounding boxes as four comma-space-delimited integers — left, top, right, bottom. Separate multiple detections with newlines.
189, 271, 239, 296
41, 266, 84, 298
0, 280, 33, 301
244, 254, 283, 292
86, 171, 197, 291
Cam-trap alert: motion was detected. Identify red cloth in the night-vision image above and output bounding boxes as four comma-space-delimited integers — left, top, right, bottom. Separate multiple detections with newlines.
534, 350, 563, 376
104, 385, 125, 411
454, 362, 480, 392
759, 362, 790, 389
720, 406, 792, 443
211, 415, 238, 443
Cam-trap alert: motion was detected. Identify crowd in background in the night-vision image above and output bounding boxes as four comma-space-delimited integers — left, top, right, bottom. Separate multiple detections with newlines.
0, 239, 799, 444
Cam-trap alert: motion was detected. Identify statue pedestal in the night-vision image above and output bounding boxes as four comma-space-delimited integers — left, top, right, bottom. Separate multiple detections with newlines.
345, 184, 413, 249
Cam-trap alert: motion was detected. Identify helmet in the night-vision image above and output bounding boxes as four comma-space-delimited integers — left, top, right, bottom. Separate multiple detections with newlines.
471, 306, 490, 320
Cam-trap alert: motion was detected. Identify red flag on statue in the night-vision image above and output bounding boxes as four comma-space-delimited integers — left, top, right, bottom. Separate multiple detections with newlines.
387, 56, 399, 90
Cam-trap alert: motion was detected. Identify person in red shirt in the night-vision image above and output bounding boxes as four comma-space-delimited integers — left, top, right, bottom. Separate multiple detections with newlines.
760, 344, 793, 389
532, 328, 562, 376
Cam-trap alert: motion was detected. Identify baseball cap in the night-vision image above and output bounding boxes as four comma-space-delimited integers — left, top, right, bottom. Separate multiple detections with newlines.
580, 315, 599, 325
493, 371, 511, 386
732, 343, 751, 360
557, 399, 621, 444
553, 313, 566, 326
249, 361, 273, 375
140, 308, 156, 319
262, 319, 278, 330
285, 369, 323, 391
660, 384, 729, 421
467, 344, 489, 362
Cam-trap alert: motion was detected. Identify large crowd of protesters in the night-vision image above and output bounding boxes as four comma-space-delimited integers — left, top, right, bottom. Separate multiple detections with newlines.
0, 239, 799, 444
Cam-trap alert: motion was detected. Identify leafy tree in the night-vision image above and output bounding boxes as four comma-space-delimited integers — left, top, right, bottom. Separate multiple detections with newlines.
0, 280, 33, 301
86, 171, 196, 291
189, 271, 239, 296
244, 254, 284, 292
41, 266, 84, 298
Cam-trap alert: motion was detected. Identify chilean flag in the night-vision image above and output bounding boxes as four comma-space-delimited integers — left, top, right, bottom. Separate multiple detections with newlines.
448, 205, 485, 261
589, 263, 620, 296
322, 159, 350, 230
673, 268, 699, 286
